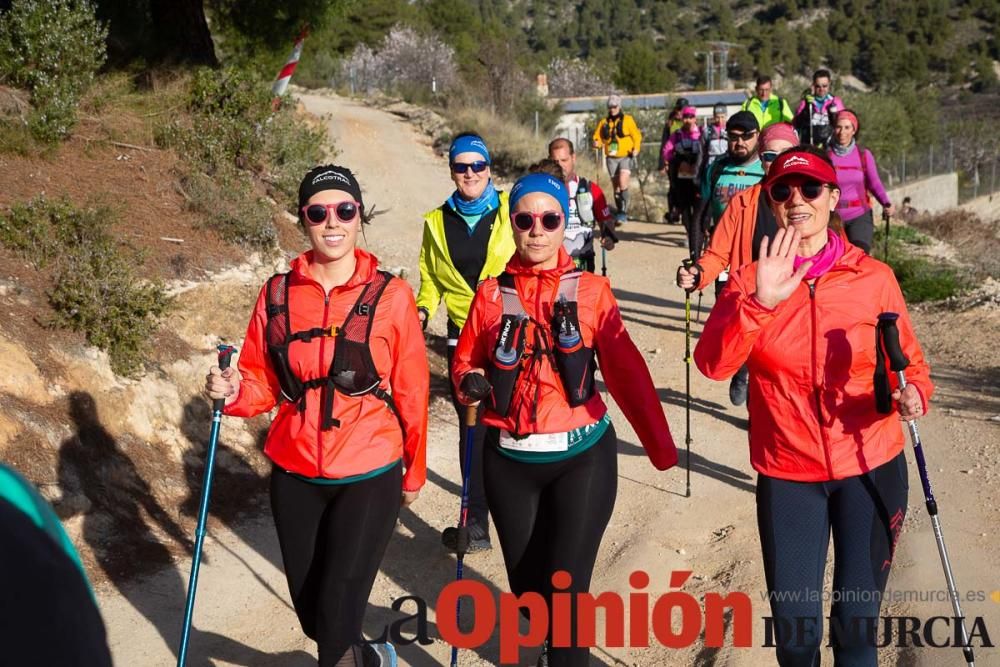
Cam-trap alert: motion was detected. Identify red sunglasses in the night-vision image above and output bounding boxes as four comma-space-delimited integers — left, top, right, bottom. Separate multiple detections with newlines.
512, 210, 564, 232
301, 201, 361, 225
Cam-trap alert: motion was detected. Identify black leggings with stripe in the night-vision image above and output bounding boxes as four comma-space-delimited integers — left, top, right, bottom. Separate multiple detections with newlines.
270, 463, 401, 666
483, 424, 618, 667
756, 452, 908, 666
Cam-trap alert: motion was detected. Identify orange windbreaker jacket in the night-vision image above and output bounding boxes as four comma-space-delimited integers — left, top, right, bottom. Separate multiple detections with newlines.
696, 184, 762, 290
224, 249, 429, 491
452, 248, 677, 470
694, 245, 932, 482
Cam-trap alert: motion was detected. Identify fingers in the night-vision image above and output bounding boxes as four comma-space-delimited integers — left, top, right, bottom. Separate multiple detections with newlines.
890, 389, 902, 401
790, 259, 812, 282
759, 235, 770, 259
205, 366, 237, 400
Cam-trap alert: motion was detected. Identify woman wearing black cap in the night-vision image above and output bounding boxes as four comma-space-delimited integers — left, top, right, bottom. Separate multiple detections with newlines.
204, 165, 429, 667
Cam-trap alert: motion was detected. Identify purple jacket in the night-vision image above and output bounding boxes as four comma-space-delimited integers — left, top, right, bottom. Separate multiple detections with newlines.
829, 144, 891, 222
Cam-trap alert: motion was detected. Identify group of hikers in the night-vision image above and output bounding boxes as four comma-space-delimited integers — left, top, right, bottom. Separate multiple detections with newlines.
196, 64, 933, 667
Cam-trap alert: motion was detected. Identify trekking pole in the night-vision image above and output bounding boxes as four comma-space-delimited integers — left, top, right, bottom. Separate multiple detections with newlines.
450, 404, 478, 667
601, 246, 607, 276
875, 313, 975, 667
882, 209, 891, 262
178, 344, 237, 667
682, 260, 694, 498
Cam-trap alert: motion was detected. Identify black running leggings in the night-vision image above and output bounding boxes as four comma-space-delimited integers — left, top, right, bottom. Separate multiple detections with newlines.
484, 424, 618, 667
270, 463, 402, 666
756, 452, 908, 667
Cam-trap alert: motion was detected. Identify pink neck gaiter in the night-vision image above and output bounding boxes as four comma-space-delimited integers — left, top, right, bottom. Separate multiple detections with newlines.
793, 228, 845, 279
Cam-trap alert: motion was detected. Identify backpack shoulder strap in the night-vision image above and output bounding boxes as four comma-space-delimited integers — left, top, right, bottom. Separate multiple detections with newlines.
556, 270, 582, 303
339, 270, 394, 344
497, 272, 526, 317
264, 271, 291, 347
263, 271, 304, 403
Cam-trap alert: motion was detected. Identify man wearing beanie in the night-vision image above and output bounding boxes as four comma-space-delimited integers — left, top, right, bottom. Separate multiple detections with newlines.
592, 93, 643, 225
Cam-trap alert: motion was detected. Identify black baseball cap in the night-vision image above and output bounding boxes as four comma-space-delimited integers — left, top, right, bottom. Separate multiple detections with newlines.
726, 111, 759, 134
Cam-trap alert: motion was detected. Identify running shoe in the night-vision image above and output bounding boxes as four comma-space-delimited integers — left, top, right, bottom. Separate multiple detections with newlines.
361, 641, 397, 667
441, 519, 491, 553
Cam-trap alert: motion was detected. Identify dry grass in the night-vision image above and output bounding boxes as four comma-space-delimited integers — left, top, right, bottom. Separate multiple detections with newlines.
440, 106, 549, 178
910, 209, 1000, 278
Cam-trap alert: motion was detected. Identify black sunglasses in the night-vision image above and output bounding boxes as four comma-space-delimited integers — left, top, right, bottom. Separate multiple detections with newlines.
728, 131, 758, 142
767, 180, 831, 203
451, 161, 489, 174
512, 210, 563, 232
760, 150, 780, 163
301, 201, 361, 225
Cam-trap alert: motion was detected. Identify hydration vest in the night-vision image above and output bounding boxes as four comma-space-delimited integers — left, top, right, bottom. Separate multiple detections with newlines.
487, 271, 596, 419
575, 177, 595, 225
264, 271, 402, 432
599, 114, 627, 142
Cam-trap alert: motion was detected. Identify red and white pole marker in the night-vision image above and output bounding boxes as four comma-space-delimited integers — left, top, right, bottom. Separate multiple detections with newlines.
272, 26, 309, 103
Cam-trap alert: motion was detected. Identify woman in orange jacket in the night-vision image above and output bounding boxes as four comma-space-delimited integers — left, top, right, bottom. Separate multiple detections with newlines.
694, 147, 931, 666
204, 165, 428, 667
677, 122, 799, 407
452, 173, 677, 666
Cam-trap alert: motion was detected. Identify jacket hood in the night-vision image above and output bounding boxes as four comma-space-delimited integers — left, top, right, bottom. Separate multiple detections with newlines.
290, 248, 381, 288
503, 246, 575, 276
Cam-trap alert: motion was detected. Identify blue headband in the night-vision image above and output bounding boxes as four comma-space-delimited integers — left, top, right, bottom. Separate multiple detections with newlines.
449, 134, 491, 164
509, 173, 570, 222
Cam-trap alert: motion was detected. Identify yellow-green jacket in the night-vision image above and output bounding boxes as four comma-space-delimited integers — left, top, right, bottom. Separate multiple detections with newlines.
740, 95, 793, 129
416, 190, 515, 330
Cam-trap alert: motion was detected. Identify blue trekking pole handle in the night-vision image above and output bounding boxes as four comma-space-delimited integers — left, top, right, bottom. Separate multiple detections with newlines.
178, 344, 237, 667
875, 314, 975, 666
450, 404, 478, 667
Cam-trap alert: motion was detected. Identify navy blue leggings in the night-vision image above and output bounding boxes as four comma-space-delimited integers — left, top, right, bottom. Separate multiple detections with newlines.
756, 452, 908, 667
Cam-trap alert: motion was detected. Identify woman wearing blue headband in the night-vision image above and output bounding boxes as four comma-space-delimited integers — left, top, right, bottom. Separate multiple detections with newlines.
417, 132, 515, 554
451, 173, 678, 667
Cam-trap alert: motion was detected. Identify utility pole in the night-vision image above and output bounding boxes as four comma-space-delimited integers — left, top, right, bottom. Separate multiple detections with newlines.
707, 41, 741, 89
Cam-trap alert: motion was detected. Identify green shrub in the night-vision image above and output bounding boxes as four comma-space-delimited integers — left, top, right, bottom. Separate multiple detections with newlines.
263, 109, 329, 204
180, 172, 277, 249
0, 0, 107, 142
155, 66, 326, 241
156, 66, 273, 175
873, 225, 967, 303
0, 196, 170, 376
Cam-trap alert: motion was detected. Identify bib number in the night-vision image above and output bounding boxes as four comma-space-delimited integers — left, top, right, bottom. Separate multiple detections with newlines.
609, 141, 619, 155
499, 430, 569, 453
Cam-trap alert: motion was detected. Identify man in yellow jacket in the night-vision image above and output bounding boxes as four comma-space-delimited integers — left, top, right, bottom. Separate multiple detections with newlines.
593, 94, 642, 224
741, 75, 793, 129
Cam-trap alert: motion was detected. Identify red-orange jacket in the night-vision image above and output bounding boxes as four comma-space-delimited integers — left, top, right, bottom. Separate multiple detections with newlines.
452, 248, 677, 470
224, 249, 429, 491
694, 245, 932, 482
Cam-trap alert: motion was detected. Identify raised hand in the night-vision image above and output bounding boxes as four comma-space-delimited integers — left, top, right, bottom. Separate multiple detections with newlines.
755, 227, 812, 309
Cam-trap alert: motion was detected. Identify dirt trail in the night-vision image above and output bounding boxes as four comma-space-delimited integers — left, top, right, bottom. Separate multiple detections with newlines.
97, 93, 1000, 666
